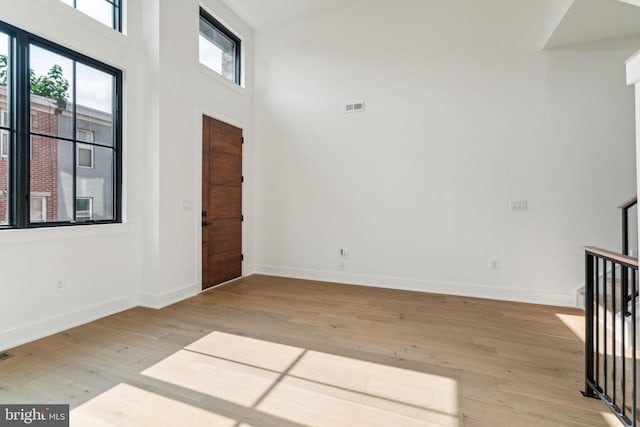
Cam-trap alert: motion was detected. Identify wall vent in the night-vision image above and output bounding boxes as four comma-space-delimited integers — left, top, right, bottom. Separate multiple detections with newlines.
345, 101, 365, 113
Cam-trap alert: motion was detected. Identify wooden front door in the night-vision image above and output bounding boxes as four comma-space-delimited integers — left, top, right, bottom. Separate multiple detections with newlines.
202, 115, 243, 290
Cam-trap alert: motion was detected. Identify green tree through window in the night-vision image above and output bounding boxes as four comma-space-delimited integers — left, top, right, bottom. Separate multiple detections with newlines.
0, 54, 70, 102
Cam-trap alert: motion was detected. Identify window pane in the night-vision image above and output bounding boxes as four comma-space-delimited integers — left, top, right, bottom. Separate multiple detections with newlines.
77, 63, 114, 146
0, 32, 8, 226
30, 137, 73, 223
77, 145, 114, 221
0, 23, 121, 229
0, 130, 8, 226
76, 0, 114, 28
199, 17, 238, 83
30, 45, 74, 140
0, 32, 9, 127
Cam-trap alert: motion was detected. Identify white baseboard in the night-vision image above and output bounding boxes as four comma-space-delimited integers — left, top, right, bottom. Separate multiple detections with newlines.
0, 268, 575, 353
139, 283, 200, 309
0, 294, 138, 352
254, 265, 575, 308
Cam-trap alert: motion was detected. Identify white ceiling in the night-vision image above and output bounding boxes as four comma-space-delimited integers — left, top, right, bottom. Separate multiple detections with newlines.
222, 0, 640, 49
221, 0, 345, 30
543, 0, 640, 49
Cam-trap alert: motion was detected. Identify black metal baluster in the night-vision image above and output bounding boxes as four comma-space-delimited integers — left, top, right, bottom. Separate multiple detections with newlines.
596, 257, 601, 388
623, 265, 628, 419
605, 259, 609, 397
623, 207, 629, 255
582, 250, 639, 426
614, 262, 618, 407
633, 270, 637, 426
585, 253, 596, 397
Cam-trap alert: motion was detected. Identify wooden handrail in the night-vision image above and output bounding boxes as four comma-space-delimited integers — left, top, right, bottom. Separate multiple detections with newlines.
618, 195, 637, 210
584, 246, 639, 267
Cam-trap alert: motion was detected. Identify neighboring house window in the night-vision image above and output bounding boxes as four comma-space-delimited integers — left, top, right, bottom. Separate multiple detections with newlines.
59, 0, 121, 32
30, 196, 47, 222
0, 21, 122, 229
0, 110, 7, 158
0, 132, 7, 158
77, 128, 94, 142
199, 8, 241, 85
77, 144, 94, 168
76, 197, 92, 221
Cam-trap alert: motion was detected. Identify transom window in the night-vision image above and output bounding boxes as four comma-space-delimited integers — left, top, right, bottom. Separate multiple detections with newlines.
0, 21, 122, 228
59, 0, 122, 32
199, 8, 241, 85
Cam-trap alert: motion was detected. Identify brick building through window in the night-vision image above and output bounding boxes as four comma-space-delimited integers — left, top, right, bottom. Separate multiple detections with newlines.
0, 86, 113, 224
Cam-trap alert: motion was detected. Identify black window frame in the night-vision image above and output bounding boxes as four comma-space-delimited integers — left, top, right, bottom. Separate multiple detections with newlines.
64, 0, 122, 32
0, 20, 122, 230
199, 7, 241, 85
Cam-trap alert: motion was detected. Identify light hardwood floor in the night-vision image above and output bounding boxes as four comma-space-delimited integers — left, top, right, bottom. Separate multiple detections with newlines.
0, 275, 617, 426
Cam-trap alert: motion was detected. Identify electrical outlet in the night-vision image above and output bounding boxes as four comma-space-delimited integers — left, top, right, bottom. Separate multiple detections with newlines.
55, 279, 65, 292
491, 259, 500, 270
339, 248, 348, 257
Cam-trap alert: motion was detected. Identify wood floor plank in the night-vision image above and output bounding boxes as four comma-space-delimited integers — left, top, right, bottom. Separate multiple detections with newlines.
0, 274, 612, 426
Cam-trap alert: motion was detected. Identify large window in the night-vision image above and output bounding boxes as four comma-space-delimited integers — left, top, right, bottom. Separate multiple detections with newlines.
0, 21, 122, 229
59, 0, 122, 32
199, 8, 241, 85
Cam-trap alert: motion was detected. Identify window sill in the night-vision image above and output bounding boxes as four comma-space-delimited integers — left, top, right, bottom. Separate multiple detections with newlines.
0, 222, 129, 246
199, 63, 247, 95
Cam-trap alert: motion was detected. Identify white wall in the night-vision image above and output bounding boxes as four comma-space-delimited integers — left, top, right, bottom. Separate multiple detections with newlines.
253, 0, 638, 306
0, 0, 254, 351
629, 52, 640, 256
141, 0, 255, 306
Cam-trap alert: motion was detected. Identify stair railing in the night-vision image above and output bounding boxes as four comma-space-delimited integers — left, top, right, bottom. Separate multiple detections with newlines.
583, 246, 639, 426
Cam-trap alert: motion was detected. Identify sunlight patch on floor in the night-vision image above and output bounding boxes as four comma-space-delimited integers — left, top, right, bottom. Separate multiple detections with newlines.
142, 349, 279, 406
142, 331, 461, 427
290, 350, 458, 413
70, 383, 236, 427
258, 376, 458, 427
186, 331, 305, 372
70, 332, 461, 426
556, 313, 586, 342
600, 411, 624, 426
